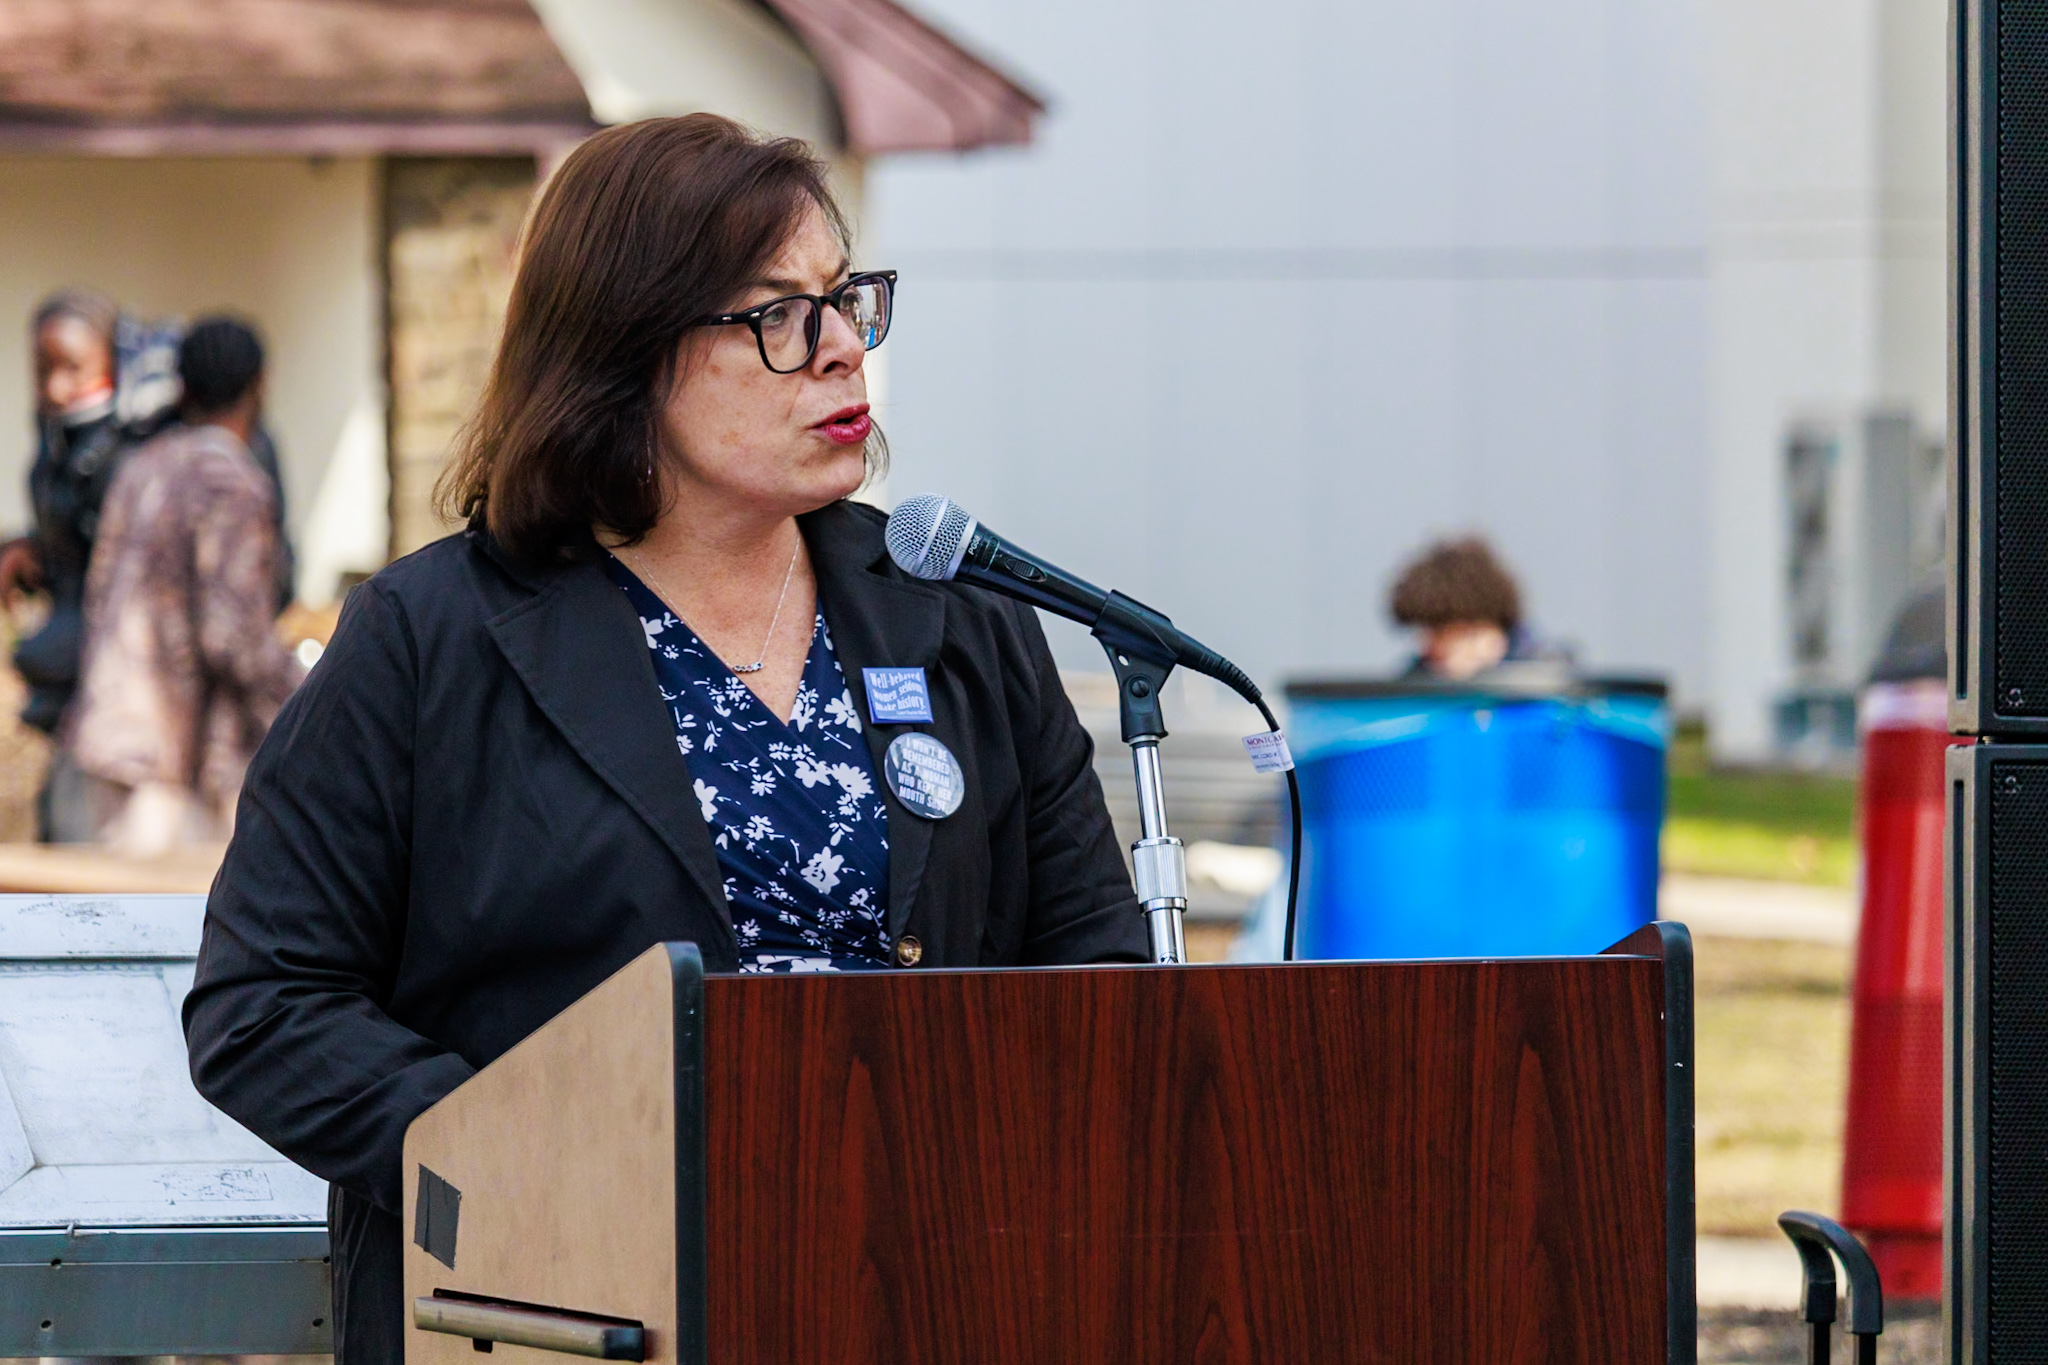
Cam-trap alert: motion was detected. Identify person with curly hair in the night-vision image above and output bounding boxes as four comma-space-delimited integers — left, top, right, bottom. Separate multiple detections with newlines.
1389, 535, 1560, 680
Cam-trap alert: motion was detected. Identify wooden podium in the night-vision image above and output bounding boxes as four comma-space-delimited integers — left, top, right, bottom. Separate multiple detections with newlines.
403, 926, 1694, 1364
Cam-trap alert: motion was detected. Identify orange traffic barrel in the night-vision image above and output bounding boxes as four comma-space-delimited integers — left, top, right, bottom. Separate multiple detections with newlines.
1840, 613, 1948, 1301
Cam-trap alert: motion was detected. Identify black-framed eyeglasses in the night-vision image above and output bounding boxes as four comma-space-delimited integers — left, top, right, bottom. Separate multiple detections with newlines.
693, 270, 896, 375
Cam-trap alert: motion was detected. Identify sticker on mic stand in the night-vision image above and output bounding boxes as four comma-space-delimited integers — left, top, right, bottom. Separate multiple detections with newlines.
884, 733, 966, 819
1242, 730, 1295, 773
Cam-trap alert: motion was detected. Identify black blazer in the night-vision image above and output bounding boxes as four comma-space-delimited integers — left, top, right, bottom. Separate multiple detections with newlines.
183, 499, 1145, 1361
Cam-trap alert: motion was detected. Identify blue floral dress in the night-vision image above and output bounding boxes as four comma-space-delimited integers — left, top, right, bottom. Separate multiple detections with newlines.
606, 556, 893, 972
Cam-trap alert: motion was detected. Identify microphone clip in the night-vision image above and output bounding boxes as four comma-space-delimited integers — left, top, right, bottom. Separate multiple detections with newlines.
1093, 591, 1180, 745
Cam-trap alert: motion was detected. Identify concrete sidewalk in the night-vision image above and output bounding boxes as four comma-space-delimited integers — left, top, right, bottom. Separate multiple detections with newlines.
1697, 1237, 1942, 1364
1661, 874, 1855, 945
1698, 1235, 1804, 1308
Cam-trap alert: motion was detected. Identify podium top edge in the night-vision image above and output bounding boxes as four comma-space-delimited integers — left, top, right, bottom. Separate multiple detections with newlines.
694, 955, 1666, 981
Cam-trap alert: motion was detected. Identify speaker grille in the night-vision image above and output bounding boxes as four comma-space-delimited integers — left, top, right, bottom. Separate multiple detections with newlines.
1988, 759, 2048, 1353
1994, 0, 2048, 717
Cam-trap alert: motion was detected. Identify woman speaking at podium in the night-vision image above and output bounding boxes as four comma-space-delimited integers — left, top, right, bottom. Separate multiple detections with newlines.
182, 115, 1146, 1361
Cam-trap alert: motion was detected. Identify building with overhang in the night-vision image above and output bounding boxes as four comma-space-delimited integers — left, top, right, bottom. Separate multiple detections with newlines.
873, 0, 1945, 762
0, 0, 1038, 603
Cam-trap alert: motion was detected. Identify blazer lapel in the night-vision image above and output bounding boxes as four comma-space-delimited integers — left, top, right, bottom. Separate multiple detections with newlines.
803, 503, 947, 940
484, 555, 732, 939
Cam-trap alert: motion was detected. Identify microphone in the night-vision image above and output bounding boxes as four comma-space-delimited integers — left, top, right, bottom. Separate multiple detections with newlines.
884, 493, 1261, 705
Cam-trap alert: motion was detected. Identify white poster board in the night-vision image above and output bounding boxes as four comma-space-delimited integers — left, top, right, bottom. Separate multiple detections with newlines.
0, 894, 326, 1228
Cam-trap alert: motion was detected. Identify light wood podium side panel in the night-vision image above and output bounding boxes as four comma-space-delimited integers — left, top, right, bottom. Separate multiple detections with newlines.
403, 943, 684, 1364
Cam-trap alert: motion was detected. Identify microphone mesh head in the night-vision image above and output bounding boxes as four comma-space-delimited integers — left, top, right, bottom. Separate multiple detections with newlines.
886, 494, 975, 581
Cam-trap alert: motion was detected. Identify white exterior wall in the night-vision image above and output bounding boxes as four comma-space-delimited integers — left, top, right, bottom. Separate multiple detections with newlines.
0, 156, 387, 605
1703, 0, 1945, 760
868, 0, 1713, 716
528, 0, 836, 144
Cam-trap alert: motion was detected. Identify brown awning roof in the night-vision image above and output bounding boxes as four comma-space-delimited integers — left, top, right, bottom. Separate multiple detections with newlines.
0, 0, 596, 153
758, 0, 1044, 154
0, 0, 1041, 156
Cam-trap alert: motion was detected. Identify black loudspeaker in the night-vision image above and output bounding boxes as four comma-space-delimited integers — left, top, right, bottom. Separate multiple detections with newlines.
1954, 0, 2048, 736
1954, 1, 2048, 1357
1947, 744, 2048, 1361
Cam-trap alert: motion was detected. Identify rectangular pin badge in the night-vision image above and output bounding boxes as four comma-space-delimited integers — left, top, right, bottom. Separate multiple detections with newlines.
864, 667, 934, 724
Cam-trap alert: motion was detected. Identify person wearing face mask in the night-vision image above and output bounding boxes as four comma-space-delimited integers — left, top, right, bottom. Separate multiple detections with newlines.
3, 296, 296, 841
0, 292, 179, 837
182, 115, 1146, 1362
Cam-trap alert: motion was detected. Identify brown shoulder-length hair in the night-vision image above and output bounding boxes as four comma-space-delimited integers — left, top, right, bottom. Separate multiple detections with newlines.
437, 114, 883, 561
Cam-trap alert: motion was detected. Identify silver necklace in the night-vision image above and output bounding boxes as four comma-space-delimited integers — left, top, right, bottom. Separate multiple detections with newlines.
624, 533, 801, 675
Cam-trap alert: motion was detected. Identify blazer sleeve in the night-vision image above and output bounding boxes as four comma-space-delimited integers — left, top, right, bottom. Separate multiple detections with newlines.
1008, 599, 1149, 965
183, 580, 474, 1217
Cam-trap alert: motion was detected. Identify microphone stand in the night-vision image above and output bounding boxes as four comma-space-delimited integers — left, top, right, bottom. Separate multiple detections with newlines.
1093, 595, 1191, 964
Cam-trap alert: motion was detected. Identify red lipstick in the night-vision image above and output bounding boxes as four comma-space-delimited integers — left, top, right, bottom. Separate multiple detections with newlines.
815, 404, 871, 446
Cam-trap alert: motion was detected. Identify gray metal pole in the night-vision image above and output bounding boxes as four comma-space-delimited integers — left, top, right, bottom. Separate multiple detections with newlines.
1128, 738, 1187, 963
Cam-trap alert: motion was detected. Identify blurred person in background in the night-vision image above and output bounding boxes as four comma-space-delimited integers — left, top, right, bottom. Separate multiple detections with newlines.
1, 292, 178, 764
1389, 535, 1565, 680
67, 317, 300, 856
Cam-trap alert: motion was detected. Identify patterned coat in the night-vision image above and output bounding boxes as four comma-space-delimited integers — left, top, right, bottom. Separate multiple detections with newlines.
69, 422, 300, 818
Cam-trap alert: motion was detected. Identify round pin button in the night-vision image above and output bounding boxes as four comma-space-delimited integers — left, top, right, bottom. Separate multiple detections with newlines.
895, 935, 923, 967
883, 732, 965, 820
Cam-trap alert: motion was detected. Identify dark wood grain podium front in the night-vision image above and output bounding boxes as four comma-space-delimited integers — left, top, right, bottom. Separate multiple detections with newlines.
403, 926, 1694, 1365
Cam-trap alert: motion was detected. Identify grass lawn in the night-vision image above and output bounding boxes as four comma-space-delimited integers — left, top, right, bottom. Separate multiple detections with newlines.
1664, 727, 1859, 887
1665, 730, 1861, 1233
1693, 935, 1850, 1235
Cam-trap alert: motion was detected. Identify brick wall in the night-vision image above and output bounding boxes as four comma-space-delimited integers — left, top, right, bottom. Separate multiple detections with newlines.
383, 157, 536, 559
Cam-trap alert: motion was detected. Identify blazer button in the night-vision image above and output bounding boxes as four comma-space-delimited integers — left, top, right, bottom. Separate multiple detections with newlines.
894, 935, 923, 967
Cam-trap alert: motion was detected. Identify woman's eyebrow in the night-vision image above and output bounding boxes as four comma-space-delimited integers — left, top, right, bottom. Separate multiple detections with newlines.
749, 260, 853, 296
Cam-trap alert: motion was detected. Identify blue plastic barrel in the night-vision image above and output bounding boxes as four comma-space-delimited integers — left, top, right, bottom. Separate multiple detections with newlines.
1284, 675, 1667, 958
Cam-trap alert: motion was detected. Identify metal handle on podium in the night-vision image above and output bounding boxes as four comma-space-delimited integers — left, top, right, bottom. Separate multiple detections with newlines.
415, 1290, 647, 1360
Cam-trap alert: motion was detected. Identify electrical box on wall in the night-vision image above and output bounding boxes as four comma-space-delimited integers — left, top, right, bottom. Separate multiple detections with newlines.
1779, 410, 1945, 762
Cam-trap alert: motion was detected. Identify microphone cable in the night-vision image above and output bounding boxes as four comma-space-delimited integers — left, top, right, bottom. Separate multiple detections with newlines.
1247, 693, 1303, 964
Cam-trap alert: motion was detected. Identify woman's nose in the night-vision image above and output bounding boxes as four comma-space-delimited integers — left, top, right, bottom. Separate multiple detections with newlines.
810, 304, 867, 375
